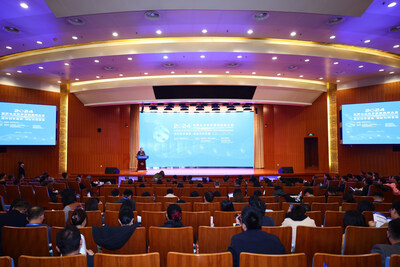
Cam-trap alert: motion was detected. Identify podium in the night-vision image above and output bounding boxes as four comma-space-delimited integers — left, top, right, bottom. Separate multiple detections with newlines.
137, 155, 149, 171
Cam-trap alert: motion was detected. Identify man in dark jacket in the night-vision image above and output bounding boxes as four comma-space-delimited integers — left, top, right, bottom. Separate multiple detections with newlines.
115, 189, 136, 211
371, 218, 400, 267
0, 198, 29, 255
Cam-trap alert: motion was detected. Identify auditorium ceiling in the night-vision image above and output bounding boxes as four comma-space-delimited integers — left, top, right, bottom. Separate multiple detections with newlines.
0, 0, 399, 106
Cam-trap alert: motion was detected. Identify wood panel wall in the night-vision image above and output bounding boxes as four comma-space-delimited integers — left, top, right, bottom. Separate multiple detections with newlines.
263, 93, 329, 173
67, 94, 131, 173
337, 81, 400, 176
0, 84, 59, 177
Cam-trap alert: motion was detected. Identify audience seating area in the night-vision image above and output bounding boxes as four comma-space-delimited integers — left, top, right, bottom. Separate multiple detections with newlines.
0, 174, 398, 267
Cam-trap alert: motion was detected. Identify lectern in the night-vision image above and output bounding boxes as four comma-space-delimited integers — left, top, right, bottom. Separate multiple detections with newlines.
137, 155, 149, 171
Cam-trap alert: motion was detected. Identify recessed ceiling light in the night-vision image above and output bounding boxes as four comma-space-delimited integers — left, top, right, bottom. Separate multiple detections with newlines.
202, 29, 208, 34
38, 66, 44, 69
336, 80, 341, 82
237, 55, 242, 59
379, 69, 385, 72
364, 39, 371, 43
226, 71, 230, 74
36, 41, 43, 45
198, 70, 203, 74
252, 72, 256, 75
75, 78, 79, 81
163, 55, 168, 59
390, 71, 395, 74
144, 10, 160, 20
358, 65, 364, 68
277, 73, 282, 76
333, 61, 339, 65
319, 77, 324, 80
96, 76, 100, 78
128, 57, 132, 61
200, 55, 205, 59
247, 29, 254, 34
330, 35, 336, 39
6, 46, 12, 49
64, 63, 69, 66
112, 32, 118, 37
254, 11, 269, 21
6, 73, 11, 76
17, 70, 22, 73
304, 59, 310, 62
144, 72, 149, 75
388, 2, 397, 7
57, 81, 62, 84
3, 26, 20, 33
171, 71, 175, 74
290, 31, 297, 37
119, 74, 123, 77
156, 30, 162, 35
94, 59, 100, 63
66, 17, 86, 26
72, 36, 78, 40
394, 44, 400, 48
20, 2, 29, 9
272, 56, 278, 60
299, 75, 304, 78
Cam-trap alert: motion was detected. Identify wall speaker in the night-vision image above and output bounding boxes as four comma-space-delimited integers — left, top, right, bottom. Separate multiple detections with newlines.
0, 147, 6, 153
393, 145, 400, 152
97, 128, 102, 133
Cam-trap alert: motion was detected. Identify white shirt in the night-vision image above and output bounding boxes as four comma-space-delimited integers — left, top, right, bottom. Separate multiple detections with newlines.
281, 216, 316, 251
79, 234, 87, 255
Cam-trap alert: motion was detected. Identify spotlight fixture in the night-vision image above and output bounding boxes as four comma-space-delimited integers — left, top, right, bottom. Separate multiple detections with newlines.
390, 25, 400, 32
227, 105, 236, 111
254, 11, 269, 21
3, 26, 20, 33
327, 17, 344, 25
242, 105, 252, 111
164, 105, 173, 111
66, 17, 86, 26
180, 104, 189, 111
149, 105, 158, 111
196, 105, 205, 111
103, 66, 115, 71
211, 104, 220, 111
144, 10, 160, 20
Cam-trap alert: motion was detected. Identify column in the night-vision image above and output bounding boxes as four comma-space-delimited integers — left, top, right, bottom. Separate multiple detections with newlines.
327, 82, 339, 173
59, 83, 69, 174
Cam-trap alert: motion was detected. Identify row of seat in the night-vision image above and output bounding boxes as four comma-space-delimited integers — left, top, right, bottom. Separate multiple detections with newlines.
2, 225, 389, 267
3, 251, 398, 267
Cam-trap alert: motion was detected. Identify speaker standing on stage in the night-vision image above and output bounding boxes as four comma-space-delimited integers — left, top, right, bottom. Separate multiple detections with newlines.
137, 147, 146, 156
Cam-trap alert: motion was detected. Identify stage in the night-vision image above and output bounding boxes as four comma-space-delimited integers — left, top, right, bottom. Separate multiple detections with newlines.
79, 168, 323, 182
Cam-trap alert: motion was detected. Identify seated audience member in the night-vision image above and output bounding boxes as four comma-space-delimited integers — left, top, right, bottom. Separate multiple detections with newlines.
177, 183, 184, 188
13, 179, 20, 185
0, 173, 6, 185
115, 189, 136, 210
342, 192, 356, 203
372, 191, 385, 203
190, 191, 200, 197
139, 183, 146, 187
234, 179, 241, 187
263, 177, 273, 187
26, 206, 51, 241
75, 175, 87, 190
177, 199, 186, 203
385, 176, 400, 195
253, 181, 261, 188
371, 218, 400, 267
221, 200, 235, 212
202, 177, 208, 184
303, 188, 314, 197
233, 192, 245, 203
357, 200, 375, 213
0, 198, 29, 255
165, 188, 176, 197
343, 210, 367, 228
249, 196, 274, 226
62, 189, 83, 223
253, 190, 262, 197
160, 204, 184, 228
213, 191, 221, 197
56, 226, 94, 267
272, 186, 286, 197
369, 201, 400, 228
223, 175, 229, 183
61, 172, 68, 179
127, 179, 133, 185
214, 181, 220, 188
111, 188, 120, 197
70, 209, 89, 255
281, 204, 316, 251
204, 191, 214, 203
182, 176, 187, 182
85, 198, 100, 211
142, 192, 151, 197
93, 208, 138, 250
197, 183, 203, 188
228, 206, 286, 267
324, 187, 339, 201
